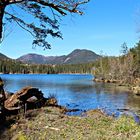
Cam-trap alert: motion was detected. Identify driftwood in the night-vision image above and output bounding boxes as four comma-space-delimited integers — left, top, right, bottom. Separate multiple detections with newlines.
0, 78, 59, 118
4, 86, 58, 117
5, 86, 48, 112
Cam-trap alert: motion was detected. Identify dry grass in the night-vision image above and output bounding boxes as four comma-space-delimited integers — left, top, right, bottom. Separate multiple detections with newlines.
1, 107, 140, 140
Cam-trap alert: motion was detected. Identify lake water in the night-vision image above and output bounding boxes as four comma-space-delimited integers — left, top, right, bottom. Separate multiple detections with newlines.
1, 74, 140, 119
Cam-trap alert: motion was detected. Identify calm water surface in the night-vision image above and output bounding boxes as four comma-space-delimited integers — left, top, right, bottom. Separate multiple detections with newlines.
1, 74, 140, 118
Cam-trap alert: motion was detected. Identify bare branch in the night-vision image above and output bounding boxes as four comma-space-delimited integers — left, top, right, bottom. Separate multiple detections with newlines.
34, 0, 89, 15
8, 0, 24, 4
5, 11, 35, 37
8, 0, 89, 15
1, 0, 89, 48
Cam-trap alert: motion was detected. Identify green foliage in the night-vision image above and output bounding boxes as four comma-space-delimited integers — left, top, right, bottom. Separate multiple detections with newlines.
0, 59, 95, 74
0, 59, 29, 74
14, 132, 27, 140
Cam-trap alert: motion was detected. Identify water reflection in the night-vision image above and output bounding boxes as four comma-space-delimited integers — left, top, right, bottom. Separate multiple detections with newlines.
1, 74, 140, 118
126, 95, 140, 111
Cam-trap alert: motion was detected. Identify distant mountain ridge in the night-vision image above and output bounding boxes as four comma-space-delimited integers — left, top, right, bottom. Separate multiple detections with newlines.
0, 53, 10, 60
17, 49, 101, 64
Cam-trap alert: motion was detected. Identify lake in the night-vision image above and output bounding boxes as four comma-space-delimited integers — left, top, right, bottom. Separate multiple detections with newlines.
1, 74, 140, 119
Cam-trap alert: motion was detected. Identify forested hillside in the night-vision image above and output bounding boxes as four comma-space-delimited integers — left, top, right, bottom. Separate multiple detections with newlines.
0, 59, 94, 74
0, 49, 99, 74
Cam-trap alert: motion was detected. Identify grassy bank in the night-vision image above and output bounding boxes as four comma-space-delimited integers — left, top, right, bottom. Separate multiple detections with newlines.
1, 106, 140, 140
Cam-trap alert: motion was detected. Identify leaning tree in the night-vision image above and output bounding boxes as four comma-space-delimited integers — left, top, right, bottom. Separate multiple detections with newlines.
0, 0, 89, 48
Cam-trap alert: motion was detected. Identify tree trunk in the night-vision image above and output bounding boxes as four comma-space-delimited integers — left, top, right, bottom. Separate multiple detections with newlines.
0, 78, 6, 121
0, 4, 5, 40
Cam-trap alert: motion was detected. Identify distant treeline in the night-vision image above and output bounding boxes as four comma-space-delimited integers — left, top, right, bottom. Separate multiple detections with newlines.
0, 41, 140, 86
0, 59, 94, 74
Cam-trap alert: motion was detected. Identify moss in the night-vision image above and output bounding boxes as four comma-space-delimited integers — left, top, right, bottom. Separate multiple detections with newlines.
13, 132, 27, 140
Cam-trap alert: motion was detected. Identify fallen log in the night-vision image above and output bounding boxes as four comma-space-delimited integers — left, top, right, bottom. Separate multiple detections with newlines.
5, 86, 47, 112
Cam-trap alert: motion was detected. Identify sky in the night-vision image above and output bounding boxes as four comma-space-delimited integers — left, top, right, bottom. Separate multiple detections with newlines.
0, 0, 140, 59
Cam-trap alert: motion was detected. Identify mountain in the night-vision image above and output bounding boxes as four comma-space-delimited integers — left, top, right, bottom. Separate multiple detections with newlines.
17, 54, 65, 64
17, 49, 100, 64
17, 53, 47, 64
0, 53, 10, 60
63, 49, 100, 64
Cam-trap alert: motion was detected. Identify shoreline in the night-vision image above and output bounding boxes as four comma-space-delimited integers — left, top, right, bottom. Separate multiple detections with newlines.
93, 77, 140, 95
1, 106, 140, 139
0, 73, 91, 75
1, 84, 140, 139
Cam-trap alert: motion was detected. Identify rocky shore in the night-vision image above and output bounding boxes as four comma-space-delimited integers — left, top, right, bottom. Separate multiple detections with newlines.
0, 83, 140, 139
93, 77, 140, 96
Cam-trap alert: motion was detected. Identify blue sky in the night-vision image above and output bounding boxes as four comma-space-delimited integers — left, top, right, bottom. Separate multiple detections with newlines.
0, 0, 140, 58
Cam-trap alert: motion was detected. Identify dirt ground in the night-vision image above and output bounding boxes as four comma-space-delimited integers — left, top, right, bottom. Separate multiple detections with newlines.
1, 106, 140, 140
